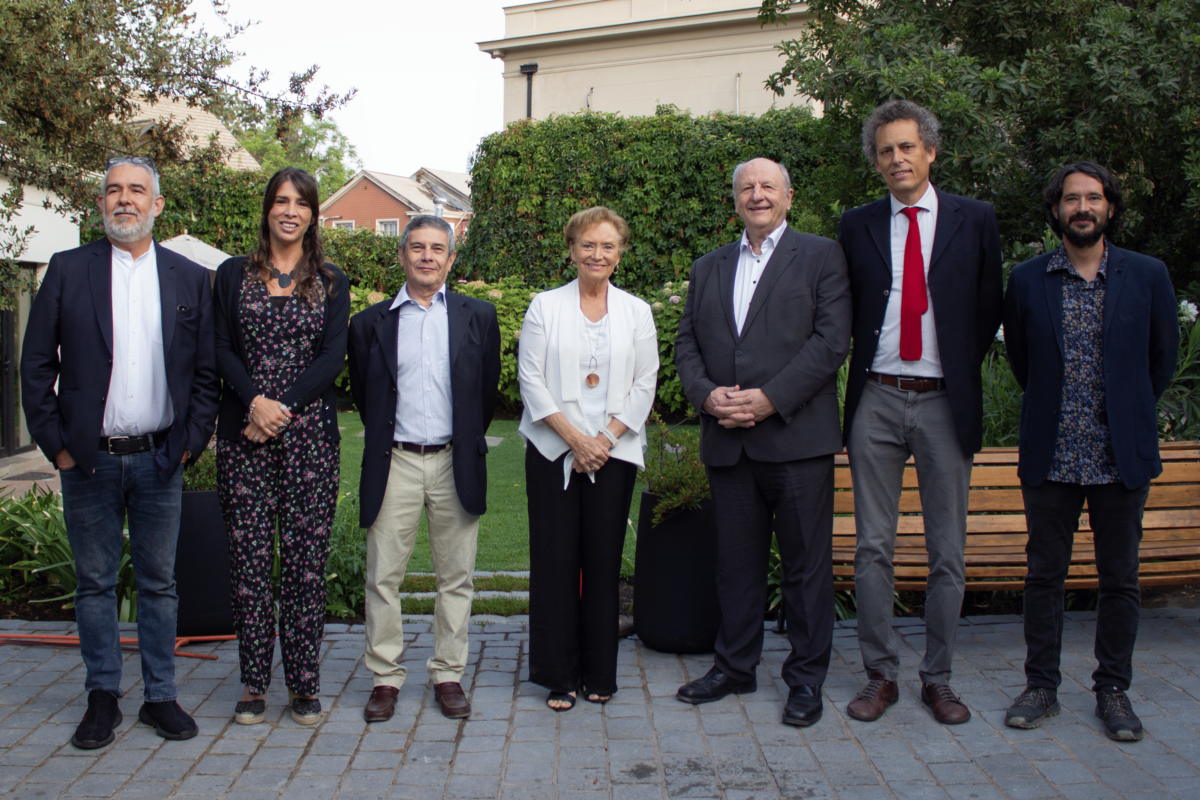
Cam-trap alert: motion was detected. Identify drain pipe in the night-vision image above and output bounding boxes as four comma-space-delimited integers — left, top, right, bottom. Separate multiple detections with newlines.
735, 73, 741, 114
520, 63, 539, 118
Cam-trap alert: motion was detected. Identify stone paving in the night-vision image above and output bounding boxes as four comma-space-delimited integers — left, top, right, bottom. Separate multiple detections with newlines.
1, 610, 1199, 799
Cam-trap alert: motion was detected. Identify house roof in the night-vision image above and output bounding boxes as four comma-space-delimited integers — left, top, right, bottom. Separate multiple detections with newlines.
324, 169, 472, 216
130, 97, 261, 171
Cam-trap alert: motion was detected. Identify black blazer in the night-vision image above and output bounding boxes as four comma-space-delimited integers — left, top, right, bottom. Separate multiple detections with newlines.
213, 256, 350, 443
839, 189, 1003, 455
20, 238, 220, 480
1003, 245, 1179, 490
674, 226, 852, 466
348, 290, 501, 526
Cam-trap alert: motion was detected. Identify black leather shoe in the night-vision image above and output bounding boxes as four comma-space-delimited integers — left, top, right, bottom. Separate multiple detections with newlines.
783, 684, 823, 727
676, 667, 756, 705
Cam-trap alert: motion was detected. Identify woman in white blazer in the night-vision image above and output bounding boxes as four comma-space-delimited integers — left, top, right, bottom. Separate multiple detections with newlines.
518, 206, 659, 711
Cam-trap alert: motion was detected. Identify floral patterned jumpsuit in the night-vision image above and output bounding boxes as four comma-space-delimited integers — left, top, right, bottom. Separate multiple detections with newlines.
217, 272, 339, 697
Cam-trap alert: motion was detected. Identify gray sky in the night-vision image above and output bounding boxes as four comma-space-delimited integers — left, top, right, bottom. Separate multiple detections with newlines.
190, 0, 515, 178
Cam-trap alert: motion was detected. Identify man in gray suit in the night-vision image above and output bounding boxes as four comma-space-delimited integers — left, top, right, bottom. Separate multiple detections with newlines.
674, 157, 852, 726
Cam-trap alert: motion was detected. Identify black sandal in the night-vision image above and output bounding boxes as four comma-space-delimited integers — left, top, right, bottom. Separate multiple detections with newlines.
547, 692, 576, 712
583, 691, 612, 704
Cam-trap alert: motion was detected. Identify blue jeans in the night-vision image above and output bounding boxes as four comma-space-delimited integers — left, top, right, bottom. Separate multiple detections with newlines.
61, 450, 183, 702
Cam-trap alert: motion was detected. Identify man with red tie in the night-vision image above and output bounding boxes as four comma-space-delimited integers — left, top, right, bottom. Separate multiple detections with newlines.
837, 101, 1003, 725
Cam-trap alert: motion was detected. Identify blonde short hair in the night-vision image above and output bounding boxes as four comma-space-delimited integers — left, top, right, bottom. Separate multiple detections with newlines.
563, 206, 630, 251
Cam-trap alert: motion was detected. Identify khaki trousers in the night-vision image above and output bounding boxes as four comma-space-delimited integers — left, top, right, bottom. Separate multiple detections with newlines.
364, 445, 479, 687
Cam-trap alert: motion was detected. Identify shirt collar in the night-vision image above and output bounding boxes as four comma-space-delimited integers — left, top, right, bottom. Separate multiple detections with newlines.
739, 220, 788, 254
391, 282, 447, 310
1046, 242, 1109, 279
889, 183, 938, 217
111, 242, 155, 269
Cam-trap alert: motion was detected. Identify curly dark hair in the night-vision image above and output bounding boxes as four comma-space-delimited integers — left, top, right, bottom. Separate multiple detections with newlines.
247, 167, 334, 305
1043, 161, 1125, 238
861, 100, 941, 165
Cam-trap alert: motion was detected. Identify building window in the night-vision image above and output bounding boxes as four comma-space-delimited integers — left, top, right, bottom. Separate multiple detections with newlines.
376, 219, 400, 236
332, 220, 354, 231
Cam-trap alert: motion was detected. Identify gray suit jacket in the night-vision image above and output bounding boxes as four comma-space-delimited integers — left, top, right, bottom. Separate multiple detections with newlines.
674, 226, 852, 466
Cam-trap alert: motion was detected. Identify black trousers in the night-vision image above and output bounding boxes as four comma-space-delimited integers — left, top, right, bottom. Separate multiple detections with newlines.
527, 447, 637, 696
706, 452, 835, 687
1021, 479, 1149, 693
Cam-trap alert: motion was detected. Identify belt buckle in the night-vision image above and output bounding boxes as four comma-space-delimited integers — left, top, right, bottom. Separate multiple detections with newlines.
107, 436, 129, 455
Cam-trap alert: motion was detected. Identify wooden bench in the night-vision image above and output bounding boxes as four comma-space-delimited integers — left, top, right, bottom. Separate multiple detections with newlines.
831, 442, 1200, 591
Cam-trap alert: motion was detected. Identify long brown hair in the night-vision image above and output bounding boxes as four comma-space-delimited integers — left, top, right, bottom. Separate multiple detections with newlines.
247, 167, 334, 304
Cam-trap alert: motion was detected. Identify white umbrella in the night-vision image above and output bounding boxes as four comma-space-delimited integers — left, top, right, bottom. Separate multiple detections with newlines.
160, 234, 231, 271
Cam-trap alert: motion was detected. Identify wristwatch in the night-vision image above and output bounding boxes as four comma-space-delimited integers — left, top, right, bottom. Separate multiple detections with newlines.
600, 428, 619, 448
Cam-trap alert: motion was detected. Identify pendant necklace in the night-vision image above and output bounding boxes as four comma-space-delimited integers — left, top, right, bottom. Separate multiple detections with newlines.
584, 313, 601, 388
267, 261, 293, 288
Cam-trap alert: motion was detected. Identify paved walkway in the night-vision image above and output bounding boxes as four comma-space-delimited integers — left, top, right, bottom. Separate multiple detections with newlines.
1, 611, 1198, 799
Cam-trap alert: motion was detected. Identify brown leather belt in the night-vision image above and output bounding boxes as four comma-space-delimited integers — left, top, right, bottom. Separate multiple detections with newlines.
868, 372, 946, 393
395, 441, 449, 455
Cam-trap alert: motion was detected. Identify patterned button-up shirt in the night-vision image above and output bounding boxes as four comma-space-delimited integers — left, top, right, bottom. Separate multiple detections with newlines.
1046, 244, 1121, 484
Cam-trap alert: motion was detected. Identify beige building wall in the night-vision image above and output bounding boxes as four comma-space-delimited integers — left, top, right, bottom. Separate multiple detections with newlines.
479, 0, 813, 124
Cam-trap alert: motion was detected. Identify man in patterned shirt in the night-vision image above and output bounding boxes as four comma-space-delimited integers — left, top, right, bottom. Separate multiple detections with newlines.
1002, 162, 1179, 741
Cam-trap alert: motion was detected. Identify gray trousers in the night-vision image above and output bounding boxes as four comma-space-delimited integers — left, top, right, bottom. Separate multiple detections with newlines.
847, 380, 972, 684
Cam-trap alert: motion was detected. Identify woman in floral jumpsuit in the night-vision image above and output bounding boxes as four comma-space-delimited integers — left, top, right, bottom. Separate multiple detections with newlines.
213, 167, 350, 725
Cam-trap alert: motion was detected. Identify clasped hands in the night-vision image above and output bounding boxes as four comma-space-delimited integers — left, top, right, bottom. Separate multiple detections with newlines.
703, 385, 776, 428
569, 431, 613, 473
243, 395, 293, 444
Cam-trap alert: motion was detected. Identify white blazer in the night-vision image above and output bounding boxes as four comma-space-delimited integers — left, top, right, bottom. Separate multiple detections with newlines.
518, 279, 659, 469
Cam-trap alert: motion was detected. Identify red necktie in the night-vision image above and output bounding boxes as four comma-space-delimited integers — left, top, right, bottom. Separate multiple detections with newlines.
899, 206, 928, 362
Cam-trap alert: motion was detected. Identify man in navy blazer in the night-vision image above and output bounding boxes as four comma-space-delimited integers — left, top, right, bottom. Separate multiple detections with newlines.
838, 101, 1003, 726
1002, 162, 1179, 741
21, 158, 219, 749
348, 215, 501, 723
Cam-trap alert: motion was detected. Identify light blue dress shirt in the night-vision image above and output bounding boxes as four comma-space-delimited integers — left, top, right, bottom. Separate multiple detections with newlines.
392, 283, 453, 446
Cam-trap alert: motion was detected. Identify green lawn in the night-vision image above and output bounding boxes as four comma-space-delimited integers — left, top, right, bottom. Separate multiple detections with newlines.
335, 413, 641, 572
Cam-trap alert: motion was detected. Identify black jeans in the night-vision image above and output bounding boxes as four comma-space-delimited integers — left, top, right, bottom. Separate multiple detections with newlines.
1021, 480, 1149, 693
526, 447, 637, 696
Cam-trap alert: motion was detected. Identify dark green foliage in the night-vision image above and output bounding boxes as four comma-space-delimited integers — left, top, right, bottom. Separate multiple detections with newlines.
325, 489, 366, 618
182, 441, 218, 492
458, 107, 835, 296
641, 415, 709, 526
760, 0, 1200, 291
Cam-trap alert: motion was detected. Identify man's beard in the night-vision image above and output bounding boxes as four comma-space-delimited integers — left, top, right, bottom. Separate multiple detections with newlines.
1062, 211, 1107, 248
104, 207, 155, 244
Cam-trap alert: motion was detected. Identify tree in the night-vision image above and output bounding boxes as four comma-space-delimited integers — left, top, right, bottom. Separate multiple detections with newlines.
0, 0, 354, 307
230, 113, 362, 201
759, 0, 1200, 288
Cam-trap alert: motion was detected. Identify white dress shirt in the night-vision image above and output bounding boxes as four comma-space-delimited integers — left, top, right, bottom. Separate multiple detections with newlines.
733, 220, 787, 335
102, 244, 174, 437
870, 183, 944, 377
392, 283, 453, 446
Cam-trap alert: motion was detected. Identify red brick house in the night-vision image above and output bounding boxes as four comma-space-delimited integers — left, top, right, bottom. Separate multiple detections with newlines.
319, 168, 471, 238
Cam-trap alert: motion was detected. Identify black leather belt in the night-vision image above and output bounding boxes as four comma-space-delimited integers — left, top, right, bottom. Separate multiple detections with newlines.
395, 441, 449, 455
868, 372, 946, 392
99, 429, 170, 455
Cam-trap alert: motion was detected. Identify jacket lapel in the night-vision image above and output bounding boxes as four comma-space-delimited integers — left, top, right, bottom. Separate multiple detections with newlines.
740, 228, 798, 338
1102, 246, 1126, 337
716, 244, 739, 341
929, 188, 963, 275
374, 305, 400, 383
1043, 267, 1066, 360
448, 291, 469, 366
156, 242, 177, 357
867, 196, 893, 280
89, 240, 114, 355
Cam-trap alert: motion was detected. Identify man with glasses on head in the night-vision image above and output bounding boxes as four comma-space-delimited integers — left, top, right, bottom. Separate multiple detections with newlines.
21, 156, 220, 749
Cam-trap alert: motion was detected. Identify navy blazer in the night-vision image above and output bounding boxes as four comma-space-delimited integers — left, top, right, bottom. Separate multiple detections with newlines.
213, 256, 350, 443
348, 290, 501, 527
1003, 245, 1179, 490
674, 226, 852, 466
839, 189, 1003, 455
21, 238, 221, 480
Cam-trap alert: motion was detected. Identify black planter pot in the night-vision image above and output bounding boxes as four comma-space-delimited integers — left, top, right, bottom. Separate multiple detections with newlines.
633, 491, 720, 654
175, 490, 234, 637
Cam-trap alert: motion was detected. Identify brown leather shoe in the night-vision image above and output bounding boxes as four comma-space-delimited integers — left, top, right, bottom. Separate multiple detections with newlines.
434, 681, 471, 719
846, 672, 899, 722
364, 686, 399, 723
921, 682, 971, 725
